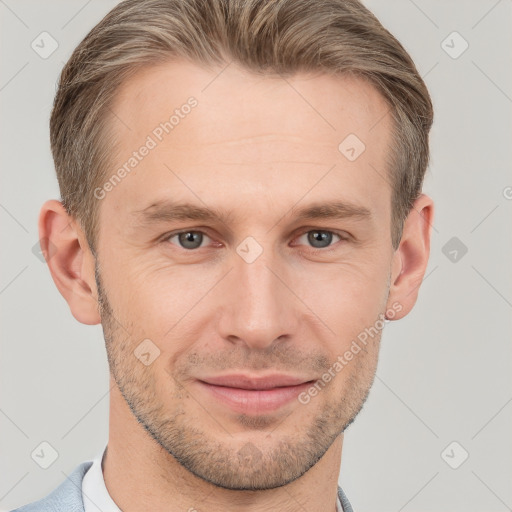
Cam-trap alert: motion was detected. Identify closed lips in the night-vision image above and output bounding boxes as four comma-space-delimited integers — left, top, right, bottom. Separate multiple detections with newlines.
198, 374, 315, 390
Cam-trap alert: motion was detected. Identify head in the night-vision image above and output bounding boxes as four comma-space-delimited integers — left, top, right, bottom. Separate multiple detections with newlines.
41, 0, 434, 491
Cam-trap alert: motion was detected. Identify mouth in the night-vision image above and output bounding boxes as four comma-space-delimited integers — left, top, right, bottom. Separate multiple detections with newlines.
195, 374, 316, 414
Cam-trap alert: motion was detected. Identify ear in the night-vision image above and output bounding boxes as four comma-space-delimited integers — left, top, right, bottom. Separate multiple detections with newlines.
38, 199, 101, 325
386, 193, 434, 320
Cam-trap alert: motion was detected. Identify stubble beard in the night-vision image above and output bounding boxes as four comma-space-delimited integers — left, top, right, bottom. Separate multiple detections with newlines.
95, 264, 380, 490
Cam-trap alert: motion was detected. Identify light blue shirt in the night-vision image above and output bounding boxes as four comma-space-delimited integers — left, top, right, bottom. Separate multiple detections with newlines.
12, 449, 353, 512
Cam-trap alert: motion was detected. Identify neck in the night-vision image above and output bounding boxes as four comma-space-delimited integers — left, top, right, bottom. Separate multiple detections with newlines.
103, 380, 344, 512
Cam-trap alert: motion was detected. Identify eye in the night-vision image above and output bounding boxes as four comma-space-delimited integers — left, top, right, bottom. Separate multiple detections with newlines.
166, 230, 212, 250
295, 230, 344, 250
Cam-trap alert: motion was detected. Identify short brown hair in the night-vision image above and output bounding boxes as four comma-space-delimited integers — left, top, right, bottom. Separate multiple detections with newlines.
50, 0, 433, 253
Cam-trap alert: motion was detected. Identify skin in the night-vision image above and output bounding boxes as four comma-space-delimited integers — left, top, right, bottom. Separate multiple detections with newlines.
40, 60, 433, 512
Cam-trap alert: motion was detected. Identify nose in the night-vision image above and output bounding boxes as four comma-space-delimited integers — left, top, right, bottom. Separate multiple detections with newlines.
217, 246, 299, 350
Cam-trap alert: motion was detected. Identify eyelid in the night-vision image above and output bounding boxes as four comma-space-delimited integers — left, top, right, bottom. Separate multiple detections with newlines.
291, 228, 350, 251
162, 227, 350, 251
163, 229, 215, 248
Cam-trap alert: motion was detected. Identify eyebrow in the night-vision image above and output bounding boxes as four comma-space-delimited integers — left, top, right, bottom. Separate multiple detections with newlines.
293, 201, 372, 222
131, 199, 372, 228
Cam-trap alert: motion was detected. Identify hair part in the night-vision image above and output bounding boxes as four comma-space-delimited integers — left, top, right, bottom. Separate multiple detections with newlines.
50, 0, 433, 253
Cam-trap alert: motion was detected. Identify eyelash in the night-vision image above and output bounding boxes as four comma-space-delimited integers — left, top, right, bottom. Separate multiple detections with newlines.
162, 228, 350, 253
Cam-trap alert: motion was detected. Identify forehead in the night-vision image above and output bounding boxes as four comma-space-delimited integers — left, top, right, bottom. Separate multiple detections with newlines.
111, 59, 392, 146
102, 59, 393, 221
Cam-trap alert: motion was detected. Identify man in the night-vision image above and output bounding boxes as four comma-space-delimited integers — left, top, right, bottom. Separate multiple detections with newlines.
13, 0, 434, 510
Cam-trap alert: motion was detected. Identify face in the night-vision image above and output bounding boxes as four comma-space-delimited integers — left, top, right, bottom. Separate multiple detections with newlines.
95, 60, 397, 490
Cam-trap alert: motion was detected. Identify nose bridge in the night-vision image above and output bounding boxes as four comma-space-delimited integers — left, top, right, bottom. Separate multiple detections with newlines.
219, 242, 297, 349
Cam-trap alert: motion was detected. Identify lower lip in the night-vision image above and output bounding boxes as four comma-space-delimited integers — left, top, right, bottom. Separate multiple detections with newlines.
196, 380, 314, 414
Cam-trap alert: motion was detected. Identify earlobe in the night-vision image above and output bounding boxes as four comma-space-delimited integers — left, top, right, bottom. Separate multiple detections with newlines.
386, 194, 434, 320
38, 200, 101, 325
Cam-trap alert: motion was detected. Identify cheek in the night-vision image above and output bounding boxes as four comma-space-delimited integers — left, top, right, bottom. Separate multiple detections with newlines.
294, 260, 390, 339
103, 238, 391, 349
109, 263, 220, 351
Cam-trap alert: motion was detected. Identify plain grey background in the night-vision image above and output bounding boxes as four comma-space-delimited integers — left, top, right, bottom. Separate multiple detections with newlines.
1, 1, 511, 511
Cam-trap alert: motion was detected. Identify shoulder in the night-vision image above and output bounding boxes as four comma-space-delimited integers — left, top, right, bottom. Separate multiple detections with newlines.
10, 461, 93, 512
338, 485, 355, 512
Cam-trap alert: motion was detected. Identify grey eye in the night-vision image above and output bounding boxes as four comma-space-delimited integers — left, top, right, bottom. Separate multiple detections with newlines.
170, 231, 207, 250
297, 230, 341, 249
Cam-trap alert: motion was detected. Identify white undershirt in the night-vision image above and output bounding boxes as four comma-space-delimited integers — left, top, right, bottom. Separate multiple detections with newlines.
82, 443, 344, 511
82, 443, 121, 512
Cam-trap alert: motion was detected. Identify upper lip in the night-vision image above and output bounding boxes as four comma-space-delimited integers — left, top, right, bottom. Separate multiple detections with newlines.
199, 374, 314, 390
